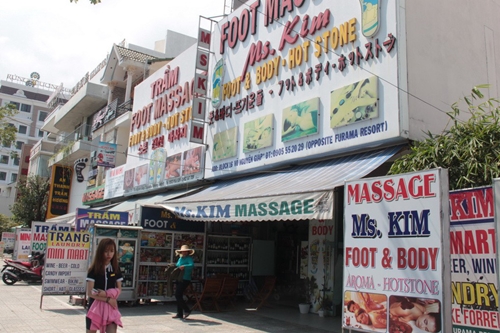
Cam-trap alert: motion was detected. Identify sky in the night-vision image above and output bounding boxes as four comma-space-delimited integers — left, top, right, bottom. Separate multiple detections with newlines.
0, 0, 227, 90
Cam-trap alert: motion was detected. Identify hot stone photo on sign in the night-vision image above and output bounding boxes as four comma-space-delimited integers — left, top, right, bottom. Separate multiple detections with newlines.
330, 76, 378, 128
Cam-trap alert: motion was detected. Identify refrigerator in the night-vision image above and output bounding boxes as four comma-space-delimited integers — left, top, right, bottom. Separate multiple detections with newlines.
90, 224, 142, 302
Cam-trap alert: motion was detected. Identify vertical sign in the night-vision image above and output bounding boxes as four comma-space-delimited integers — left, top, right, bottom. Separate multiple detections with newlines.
343, 169, 450, 333
189, 26, 211, 144
42, 231, 90, 295
451, 186, 499, 333
46, 165, 72, 219
308, 219, 335, 313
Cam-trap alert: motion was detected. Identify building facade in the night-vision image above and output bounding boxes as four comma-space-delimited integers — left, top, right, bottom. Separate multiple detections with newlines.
0, 74, 64, 217
37, 0, 500, 322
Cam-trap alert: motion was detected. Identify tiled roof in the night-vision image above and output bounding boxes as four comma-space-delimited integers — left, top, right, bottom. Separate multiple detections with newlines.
115, 45, 158, 63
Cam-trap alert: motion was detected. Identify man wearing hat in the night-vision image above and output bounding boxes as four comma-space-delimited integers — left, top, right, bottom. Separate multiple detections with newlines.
172, 244, 195, 319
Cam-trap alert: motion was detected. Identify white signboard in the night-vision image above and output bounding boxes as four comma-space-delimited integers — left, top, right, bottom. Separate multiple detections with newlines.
451, 186, 499, 333
13, 228, 31, 260
104, 165, 125, 199
343, 169, 450, 333
31, 221, 71, 253
206, 0, 403, 178
1, 232, 15, 251
42, 231, 90, 295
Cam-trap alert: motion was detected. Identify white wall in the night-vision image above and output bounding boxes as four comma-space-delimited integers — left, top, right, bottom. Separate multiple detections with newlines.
405, 0, 500, 141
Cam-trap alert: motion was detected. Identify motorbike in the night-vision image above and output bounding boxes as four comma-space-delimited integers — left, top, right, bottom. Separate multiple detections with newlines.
1, 252, 45, 285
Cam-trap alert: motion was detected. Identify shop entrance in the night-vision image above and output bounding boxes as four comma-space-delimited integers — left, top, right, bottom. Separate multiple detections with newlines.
249, 220, 309, 308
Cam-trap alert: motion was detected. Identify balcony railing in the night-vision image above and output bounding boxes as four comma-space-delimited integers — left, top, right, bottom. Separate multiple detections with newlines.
117, 99, 133, 118
54, 124, 92, 153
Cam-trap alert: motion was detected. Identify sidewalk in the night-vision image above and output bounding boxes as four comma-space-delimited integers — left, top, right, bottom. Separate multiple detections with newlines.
0, 280, 343, 333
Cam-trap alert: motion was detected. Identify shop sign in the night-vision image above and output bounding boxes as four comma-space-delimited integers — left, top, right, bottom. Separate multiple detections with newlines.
343, 169, 451, 332
450, 186, 499, 333
75, 208, 128, 232
42, 231, 90, 295
206, 0, 402, 178
104, 165, 125, 199
46, 165, 72, 219
82, 184, 105, 205
162, 191, 333, 222
97, 142, 117, 168
31, 221, 70, 253
13, 228, 31, 260
140, 206, 204, 232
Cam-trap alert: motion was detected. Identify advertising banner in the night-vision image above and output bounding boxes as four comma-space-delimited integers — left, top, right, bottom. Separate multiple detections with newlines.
206, 0, 402, 178
1, 232, 15, 252
104, 165, 125, 199
96, 141, 117, 168
343, 169, 451, 333
450, 186, 499, 333
46, 165, 72, 219
30, 221, 71, 253
42, 231, 90, 295
140, 206, 204, 233
75, 208, 129, 232
308, 219, 335, 313
13, 228, 31, 260
160, 190, 333, 222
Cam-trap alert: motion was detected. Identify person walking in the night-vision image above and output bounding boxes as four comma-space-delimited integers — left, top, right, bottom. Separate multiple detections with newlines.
86, 238, 123, 333
172, 244, 195, 319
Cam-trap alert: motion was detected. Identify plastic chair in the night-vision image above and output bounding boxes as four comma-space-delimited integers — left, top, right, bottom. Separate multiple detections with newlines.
191, 277, 223, 312
217, 277, 240, 308
250, 276, 276, 310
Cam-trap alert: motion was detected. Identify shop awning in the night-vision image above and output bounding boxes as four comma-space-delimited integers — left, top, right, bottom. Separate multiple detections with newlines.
112, 187, 202, 213
46, 212, 76, 224
154, 146, 402, 222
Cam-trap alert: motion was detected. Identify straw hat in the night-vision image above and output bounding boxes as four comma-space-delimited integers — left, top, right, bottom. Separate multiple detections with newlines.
175, 244, 195, 255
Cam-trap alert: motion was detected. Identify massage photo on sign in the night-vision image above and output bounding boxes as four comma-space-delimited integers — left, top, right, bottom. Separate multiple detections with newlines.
389, 296, 441, 333
344, 291, 387, 332
330, 75, 378, 129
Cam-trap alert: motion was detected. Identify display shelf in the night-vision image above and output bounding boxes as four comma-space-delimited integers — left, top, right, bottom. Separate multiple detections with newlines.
137, 231, 205, 299
206, 235, 251, 295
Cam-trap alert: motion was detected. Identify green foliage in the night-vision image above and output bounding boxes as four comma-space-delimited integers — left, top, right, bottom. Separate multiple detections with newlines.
10, 175, 50, 228
0, 214, 17, 234
389, 85, 500, 190
302, 276, 318, 303
0, 104, 18, 148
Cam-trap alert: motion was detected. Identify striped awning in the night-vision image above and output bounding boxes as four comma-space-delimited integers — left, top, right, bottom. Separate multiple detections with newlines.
153, 146, 402, 222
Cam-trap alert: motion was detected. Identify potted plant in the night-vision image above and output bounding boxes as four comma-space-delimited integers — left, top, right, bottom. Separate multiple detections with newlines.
317, 278, 331, 317
299, 276, 317, 314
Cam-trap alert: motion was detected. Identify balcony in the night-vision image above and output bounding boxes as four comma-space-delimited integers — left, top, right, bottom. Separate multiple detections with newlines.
49, 124, 93, 166
53, 81, 108, 131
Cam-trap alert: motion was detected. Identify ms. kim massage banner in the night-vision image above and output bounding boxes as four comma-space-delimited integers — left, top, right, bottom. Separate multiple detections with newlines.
343, 169, 451, 333
160, 191, 333, 222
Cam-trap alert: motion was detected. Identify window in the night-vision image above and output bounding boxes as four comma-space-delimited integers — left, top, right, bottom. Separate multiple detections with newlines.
0, 155, 8, 164
38, 130, 44, 138
0, 172, 6, 181
15, 141, 23, 150
10, 173, 17, 183
13, 157, 19, 166
38, 111, 48, 122
20, 104, 31, 113
18, 125, 27, 134
9, 102, 20, 110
